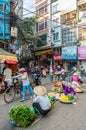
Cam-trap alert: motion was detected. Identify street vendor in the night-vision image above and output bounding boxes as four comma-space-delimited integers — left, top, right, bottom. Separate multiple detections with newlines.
56, 65, 62, 72
60, 78, 69, 90
72, 72, 82, 86
32, 86, 51, 116
3, 64, 12, 86
64, 83, 76, 96
55, 65, 62, 81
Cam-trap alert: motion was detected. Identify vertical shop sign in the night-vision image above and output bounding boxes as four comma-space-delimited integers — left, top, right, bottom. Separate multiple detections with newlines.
78, 46, 86, 60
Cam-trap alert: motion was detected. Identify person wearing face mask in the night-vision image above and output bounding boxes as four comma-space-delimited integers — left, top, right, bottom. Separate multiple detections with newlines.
19, 68, 33, 102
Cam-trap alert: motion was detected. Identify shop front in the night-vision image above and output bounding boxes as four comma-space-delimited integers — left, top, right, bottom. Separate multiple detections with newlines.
53, 54, 62, 71
62, 46, 77, 72
78, 46, 86, 71
34, 49, 52, 68
0, 48, 17, 73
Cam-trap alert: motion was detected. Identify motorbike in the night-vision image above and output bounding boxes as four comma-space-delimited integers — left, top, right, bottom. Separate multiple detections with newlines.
31, 73, 41, 86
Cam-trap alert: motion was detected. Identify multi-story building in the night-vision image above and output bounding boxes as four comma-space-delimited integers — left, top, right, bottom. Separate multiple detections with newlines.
0, 0, 10, 41
0, 0, 23, 52
61, 0, 78, 71
51, 0, 62, 70
34, 0, 52, 67
77, 0, 86, 70
34, 0, 86, 71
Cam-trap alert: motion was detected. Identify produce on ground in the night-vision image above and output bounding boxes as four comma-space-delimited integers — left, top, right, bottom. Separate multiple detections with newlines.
60, 93, 74, 102
48, 92, 55, 97
9, 105, 35, 127
49, 96, 56, 107
51, 87, 63, 93
74, 87, 84, 93
54, 82, 61, 87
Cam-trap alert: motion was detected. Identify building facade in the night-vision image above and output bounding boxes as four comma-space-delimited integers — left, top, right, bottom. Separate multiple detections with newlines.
34, 0, 52, 67
50, 0, 62, 70
0, 0, 10, 40
34, 0, 86, 71
77, 0, 86, 71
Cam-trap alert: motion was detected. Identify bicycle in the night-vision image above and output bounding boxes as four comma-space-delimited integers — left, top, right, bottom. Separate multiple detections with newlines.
31, 73, 41, 88
4, 77, 22, 103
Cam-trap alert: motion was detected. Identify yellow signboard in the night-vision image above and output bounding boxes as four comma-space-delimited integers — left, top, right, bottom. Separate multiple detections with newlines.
35, 49, 52, 56
0, 55, 17, 61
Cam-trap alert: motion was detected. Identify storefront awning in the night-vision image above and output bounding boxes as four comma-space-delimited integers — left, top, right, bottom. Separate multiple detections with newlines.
5, 60, 17, 64
0, 48, 17, 63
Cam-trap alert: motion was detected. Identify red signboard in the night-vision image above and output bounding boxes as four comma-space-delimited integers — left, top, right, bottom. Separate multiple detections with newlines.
53, 54, 62, 60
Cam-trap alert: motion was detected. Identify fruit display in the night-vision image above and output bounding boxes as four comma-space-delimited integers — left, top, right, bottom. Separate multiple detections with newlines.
54, 82, 61, 87
48, 92, 55, 97
55, 72, 60, 74
68, 94, 74, 100
74, 87, 84, 93
51, 87, 63, 93
49, 96, 56, 107
59, 93, 74, 103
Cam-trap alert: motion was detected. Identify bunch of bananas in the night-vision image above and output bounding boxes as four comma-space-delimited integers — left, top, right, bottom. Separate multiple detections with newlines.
60, 94, 69, 102
75, 88, 81, 92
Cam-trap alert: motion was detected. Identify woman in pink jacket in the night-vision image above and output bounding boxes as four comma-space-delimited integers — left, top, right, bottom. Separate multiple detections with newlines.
72, 72, 79, 82
72, 72, 82, 88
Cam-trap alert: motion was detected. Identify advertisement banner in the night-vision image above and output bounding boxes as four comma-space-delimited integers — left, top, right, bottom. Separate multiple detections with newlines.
53, 54, 61, 60
78, 46, 86, 60
62, 46, 77, 60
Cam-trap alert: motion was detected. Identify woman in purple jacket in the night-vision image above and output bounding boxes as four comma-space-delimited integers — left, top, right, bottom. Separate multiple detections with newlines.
64, 83, 76, 96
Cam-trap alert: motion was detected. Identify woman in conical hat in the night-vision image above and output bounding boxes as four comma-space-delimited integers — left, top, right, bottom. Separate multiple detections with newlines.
32, 86, 51, 115
73, 72, 78, 76
72, 72, 82, 88
34, 86, 47, 96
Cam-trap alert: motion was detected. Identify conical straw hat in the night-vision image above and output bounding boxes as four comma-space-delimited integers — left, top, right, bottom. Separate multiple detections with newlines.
34, 86, 47, 96
73, 72, 78, 75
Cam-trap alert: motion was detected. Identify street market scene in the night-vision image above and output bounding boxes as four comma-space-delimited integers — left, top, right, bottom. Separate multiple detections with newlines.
0, 0, 86, 130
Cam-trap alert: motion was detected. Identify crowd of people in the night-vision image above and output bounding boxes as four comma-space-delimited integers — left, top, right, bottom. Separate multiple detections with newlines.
0, 63, 84, 117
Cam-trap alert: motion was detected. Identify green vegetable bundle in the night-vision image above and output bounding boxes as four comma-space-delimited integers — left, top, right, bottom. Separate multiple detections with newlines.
49, 96, 56, 107
9, 105, 35, 127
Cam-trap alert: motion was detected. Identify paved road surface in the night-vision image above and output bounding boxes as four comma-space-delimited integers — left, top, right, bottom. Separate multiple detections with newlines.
0, 76, 86, 130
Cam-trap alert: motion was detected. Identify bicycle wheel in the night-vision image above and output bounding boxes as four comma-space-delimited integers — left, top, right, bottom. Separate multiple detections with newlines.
4, 86, 15, 103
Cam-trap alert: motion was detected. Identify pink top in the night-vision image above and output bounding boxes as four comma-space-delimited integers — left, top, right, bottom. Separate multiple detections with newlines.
61, 69, 65, 75
72, 75, 79, 82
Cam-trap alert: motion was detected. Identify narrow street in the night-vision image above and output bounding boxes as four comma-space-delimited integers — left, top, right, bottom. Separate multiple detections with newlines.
0, 76, 86, 130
